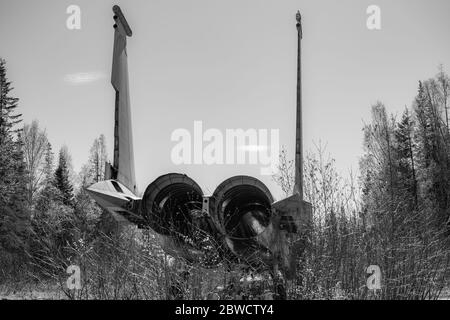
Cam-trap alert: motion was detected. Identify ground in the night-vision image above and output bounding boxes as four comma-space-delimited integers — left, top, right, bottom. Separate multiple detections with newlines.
0, 282, 66, 300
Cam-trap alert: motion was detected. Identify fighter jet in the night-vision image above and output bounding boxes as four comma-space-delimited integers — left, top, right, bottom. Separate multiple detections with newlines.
87, 5, 311, 280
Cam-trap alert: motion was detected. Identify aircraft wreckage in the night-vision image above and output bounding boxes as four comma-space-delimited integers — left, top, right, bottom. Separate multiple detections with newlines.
87, 6, 312, 298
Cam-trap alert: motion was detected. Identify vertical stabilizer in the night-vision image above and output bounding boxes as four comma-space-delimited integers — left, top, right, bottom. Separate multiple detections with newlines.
270, 12, 312, 280
111, 5, 137, 195
294, 10, 303, 199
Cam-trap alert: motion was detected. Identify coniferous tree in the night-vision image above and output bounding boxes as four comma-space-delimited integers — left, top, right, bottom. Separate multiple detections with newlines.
0, 59, 21, 140
54, 147, 74, 207
0, 58, 25, 204
414, 78, 450, 224
0, 58, 30, 273
393, 108, 418, 206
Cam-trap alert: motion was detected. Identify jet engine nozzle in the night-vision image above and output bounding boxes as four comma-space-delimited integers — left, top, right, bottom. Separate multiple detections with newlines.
211, 176, 273, 239
141, 173, 204, 235
141, 173, 222, 266
210, 176, 274, 268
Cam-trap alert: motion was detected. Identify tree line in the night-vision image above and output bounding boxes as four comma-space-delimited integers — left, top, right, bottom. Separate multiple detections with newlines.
275, 65, 450, 299
0, 58, 110, 281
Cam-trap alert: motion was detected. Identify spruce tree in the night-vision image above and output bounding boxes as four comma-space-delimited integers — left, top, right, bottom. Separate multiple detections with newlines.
0, 58, 25, 204
0, 59, 21, 141
393, 109, 418, 206
54, 148, 74, 207
414, 78, 450, 224
0, 58, 30, 271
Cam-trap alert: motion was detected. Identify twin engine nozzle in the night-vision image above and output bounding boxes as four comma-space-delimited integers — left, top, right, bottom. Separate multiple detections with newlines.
140, 173, 276, 269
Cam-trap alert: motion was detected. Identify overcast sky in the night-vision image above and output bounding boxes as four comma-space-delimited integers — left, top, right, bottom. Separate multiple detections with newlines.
1, 0, 450, 199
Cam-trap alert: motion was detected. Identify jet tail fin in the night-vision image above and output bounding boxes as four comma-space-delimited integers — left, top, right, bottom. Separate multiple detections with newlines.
110, 5, 137, 195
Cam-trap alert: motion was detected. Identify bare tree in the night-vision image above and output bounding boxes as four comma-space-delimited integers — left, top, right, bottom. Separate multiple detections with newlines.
437, 65, 450, 131
272, 146, 294, 197
89, 134, 107, 184
79, 135, 108, 188
22, 120, 48, 208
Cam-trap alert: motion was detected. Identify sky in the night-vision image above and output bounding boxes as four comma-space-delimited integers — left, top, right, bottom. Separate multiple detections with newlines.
1, 0, 450, 200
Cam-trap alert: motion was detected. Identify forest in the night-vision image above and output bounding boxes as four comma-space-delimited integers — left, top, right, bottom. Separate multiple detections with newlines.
0, 57, 449, 299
